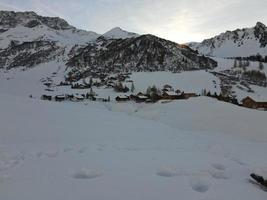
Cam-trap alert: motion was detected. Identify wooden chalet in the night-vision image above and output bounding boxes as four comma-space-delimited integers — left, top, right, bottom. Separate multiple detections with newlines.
115, 95, 130, 102
55, 95, 66, 102
41, 95, 52, 101
74, 94, 85, 101
163, 84, 173, 91
181, 92, 198, 99
131, 93, 149, 103
241, 96, 267, 109
162, 91, 181, 100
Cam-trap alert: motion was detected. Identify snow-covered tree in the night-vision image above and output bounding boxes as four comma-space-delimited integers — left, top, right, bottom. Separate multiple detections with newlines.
131, 82, 135, 93
233, 59, 237, 68
146, 86, 152, 96
89, 77, 93, 87
238, 60, 243, 68
259, 62, 264, 70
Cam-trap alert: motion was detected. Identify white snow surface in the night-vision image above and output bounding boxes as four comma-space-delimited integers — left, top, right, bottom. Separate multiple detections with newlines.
0, 93, 267, 200
0, 59, 267, 199
0, 24, 100, 50
102, 27, 139, 39
0, 52, 267, 199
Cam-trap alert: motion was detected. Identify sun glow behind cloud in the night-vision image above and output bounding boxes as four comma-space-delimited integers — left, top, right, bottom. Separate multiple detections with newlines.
0, 0, 266, 43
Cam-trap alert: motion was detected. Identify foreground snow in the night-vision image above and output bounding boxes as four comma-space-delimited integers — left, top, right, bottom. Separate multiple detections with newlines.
0, 94, 267, 200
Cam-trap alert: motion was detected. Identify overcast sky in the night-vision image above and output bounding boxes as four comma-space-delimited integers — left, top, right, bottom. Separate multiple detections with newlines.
0, 0, 266, 43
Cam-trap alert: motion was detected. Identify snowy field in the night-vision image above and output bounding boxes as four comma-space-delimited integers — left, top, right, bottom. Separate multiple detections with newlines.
0, 93, 267, 200
130, 71, 220, 94
0, 59, 267, 199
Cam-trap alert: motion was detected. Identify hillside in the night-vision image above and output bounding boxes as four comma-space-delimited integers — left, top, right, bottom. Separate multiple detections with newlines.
66, 34, 217, 81
189, 22, 267, 57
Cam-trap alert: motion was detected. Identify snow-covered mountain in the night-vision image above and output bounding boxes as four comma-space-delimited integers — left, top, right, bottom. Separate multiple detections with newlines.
189, 22, 267, 57
66, 34, 217, 81
0, 10, 215, 73
102, 27, 139, 39
0, 11, 100, 49
0, 11, 101, 69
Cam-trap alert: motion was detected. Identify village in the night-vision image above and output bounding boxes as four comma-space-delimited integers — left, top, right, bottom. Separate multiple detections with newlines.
40, 71, 267, 111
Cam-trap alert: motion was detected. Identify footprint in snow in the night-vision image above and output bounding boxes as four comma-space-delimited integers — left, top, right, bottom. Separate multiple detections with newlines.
72, 169, 102, 179
78, 147, 86, 154
63, 147, 73, 153
44, 151, 59, 158
156, 166, 178, 177
211, 163, 226, 171
231, 157, 246, 166
190, 178, 210, 193
210, 163, 228, 179
209, 170, 228, 180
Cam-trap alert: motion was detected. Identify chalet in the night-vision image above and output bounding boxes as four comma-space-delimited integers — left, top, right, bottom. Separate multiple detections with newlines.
181, 92, 198, 99
175, 89, 181, 94
71, 83, 90, 89
115, 95, 130, 102
130, 92, 149, 103
162, 91, 181, 100
55, 95, 65, 102
163, 84, 173, 91
241, 97, 267, 109
66, 94, 74, 100
41, 95, 52, 101
74, 94, 85, 101
134, 93, 149, 103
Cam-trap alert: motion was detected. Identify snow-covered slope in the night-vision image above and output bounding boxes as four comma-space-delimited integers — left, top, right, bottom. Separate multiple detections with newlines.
102, 27, 139, 39
189, 22, 267, 57
0, 94, 267, 200
0, 11, 100, 49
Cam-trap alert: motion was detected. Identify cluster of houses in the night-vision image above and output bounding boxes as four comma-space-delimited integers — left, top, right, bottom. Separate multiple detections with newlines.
41, 92, 110, 102
115, 84, 198, 103
42, 70, 267, 110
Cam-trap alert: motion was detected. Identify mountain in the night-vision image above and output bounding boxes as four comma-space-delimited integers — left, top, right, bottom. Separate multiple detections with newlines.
102, 27, 139, 39
0, 11, 100, 69
189, 22, 267, 57
0, 10, 215, 75
66, 34, 217, 81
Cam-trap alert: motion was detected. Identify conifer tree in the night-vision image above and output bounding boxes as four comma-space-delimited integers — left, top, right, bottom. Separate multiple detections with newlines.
131, 82, 135, 93
259, 61, 264, 70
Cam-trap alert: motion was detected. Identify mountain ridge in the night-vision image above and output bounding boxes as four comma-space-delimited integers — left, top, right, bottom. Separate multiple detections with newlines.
188, 22, 267, 57
0, 10, 216, 76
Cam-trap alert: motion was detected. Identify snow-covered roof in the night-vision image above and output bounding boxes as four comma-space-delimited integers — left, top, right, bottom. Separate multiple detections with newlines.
137, 95, 148, 99
117, 95, 129, 98
74, 94, 84, 99
56, 95, 65, 98
164, 91, 178, 96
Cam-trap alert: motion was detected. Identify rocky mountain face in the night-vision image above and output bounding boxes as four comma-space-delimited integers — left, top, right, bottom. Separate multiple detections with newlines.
0, 41, 64, 70
66, 35, 217, 81
0, 11, 101, 69
0, 11, 72, 30
189, 22, 267, 57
